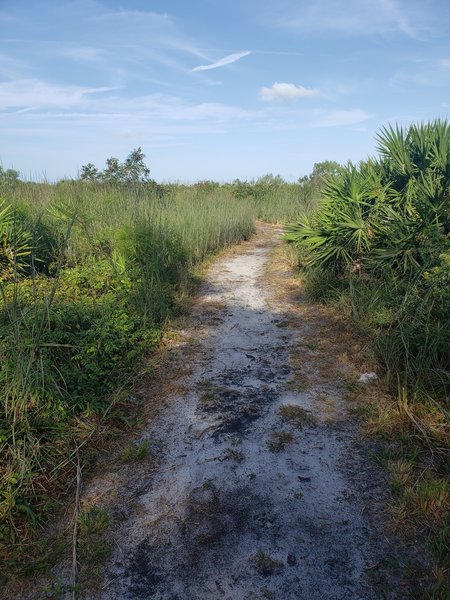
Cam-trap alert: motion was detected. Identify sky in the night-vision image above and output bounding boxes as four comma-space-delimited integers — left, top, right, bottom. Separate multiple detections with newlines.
0, 0, 450, 182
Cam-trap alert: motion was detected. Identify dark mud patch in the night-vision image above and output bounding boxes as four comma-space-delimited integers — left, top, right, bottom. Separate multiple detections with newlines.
125, 483, 262, 599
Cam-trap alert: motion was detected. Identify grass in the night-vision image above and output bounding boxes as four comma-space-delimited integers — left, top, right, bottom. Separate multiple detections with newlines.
350, 383, 449, 595
222, 448, 245, 462
119, 440, 150, 463
278, 404, 316, 428
267, 430, 295, 452
77, 506, 111, 588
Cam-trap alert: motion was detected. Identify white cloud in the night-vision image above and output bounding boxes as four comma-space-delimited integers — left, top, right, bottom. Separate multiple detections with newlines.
0, 79, 116, 110
191, 51, 251, 72
260, 82, 318, 102
312, 109, 374, 127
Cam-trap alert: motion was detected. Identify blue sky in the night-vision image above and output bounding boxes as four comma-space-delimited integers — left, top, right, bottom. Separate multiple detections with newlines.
1, 0, 449, 182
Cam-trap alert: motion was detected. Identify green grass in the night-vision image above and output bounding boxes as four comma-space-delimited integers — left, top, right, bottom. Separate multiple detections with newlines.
119, 440, 150, 463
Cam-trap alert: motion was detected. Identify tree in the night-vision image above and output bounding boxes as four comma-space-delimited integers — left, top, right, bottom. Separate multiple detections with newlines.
80, 147, 151, 183
122, 147, 150, 183
299, 161, 343, 190
0, 165, 20, 184
79, 163, 100, 182
255, 173, 286, 186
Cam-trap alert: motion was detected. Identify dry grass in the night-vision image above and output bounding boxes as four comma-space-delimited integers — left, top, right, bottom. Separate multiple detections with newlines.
267, 430, 295, 452
278, 404, 316, 428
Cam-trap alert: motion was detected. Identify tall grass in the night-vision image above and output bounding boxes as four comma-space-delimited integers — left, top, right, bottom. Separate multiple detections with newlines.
227, 179, 319, 223
0, 178, 311, 579
0, 182, 255, 563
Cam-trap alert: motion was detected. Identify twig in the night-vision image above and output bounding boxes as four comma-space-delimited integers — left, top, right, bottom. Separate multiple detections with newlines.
72, 450, 82, 600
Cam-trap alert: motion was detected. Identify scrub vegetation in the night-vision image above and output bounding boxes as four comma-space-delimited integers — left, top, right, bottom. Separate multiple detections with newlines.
0, 158, 316, 583
1, 123, 448, 596
287, 120, 450, 594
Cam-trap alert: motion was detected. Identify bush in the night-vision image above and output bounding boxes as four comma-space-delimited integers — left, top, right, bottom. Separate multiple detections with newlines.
287, 121, 450, 395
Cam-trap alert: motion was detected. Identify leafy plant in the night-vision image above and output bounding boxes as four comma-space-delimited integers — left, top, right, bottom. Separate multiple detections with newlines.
0, 200, 32, 281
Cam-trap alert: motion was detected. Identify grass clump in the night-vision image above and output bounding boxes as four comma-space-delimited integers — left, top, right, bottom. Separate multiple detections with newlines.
119, 440, 150, 463
267, 430, 294, 452
252, 550, 284, 576
77, 506, 111, 588
278, 404, 316, 428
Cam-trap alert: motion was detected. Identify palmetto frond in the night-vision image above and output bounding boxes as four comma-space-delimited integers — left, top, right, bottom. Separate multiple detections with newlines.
0, 199, 32, 281
287, 120, 450, 277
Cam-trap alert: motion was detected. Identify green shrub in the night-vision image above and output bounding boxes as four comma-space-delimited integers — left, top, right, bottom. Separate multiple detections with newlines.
288, 120, 450, 396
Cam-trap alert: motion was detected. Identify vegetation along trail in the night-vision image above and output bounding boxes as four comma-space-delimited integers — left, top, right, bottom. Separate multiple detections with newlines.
78, 225, 423, 600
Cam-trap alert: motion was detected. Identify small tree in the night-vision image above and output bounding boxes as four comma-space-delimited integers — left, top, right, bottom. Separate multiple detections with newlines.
80, 163, 100, 182
122, 147, 150, 183
0, 165, 20, 184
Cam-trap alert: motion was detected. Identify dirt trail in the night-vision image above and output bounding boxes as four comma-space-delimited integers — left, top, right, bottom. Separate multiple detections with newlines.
91, 226, 407, 600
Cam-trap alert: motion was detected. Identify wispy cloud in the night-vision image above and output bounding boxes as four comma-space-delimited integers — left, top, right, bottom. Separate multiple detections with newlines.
260, 82, 318, 102
0, 80, 257, 125
0, 79, 117, 110
312, 109, 374, 127
390, 57, 450, 88
191, 51, 251, 72
90, 10, 172, 22
275, 0, 429, 38
0, 52, 30, 79
58, 46, 106, 63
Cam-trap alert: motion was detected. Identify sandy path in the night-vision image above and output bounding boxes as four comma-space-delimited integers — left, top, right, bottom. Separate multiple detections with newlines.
94, 227, 401, 600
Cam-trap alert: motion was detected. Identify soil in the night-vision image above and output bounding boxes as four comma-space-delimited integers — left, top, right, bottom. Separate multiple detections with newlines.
25, 225, 431, 600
